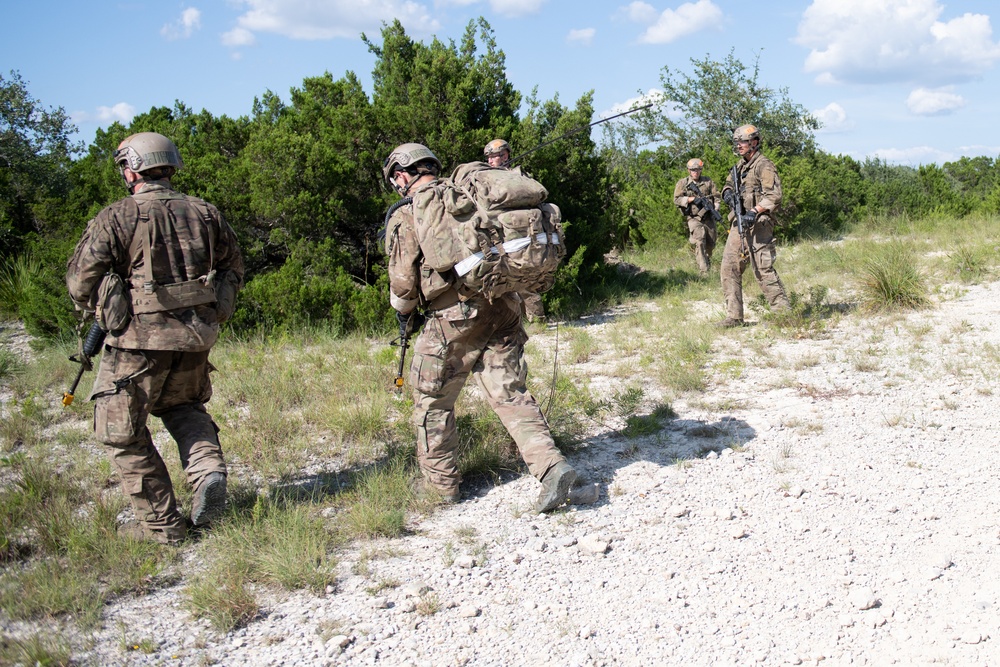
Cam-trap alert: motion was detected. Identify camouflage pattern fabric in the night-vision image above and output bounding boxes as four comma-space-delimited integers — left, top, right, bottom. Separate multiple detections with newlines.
720, 152, 789, 319
387, 183, 566, 496
66, 179, 242, 540
408, 296, 565, 494
92, 347, 226, 543
66, 180, 244, 352
673, 175, 720, 274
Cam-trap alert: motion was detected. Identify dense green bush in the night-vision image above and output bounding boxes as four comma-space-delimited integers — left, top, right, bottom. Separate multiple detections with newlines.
231, 239, 393, 335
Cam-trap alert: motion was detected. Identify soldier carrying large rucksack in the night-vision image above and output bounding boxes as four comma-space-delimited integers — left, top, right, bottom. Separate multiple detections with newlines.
382, 142, 576, 513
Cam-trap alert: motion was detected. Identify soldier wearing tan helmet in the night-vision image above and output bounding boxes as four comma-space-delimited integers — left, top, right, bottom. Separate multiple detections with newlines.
673, 157, 721, 276
483, 138, 511, 168
383, 142, 577, 513
718, 124, 790, 327
66, 132, 244, 544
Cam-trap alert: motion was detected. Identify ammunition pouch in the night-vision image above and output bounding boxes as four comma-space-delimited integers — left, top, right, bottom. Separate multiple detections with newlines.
95, 273, 132, 334
131, 277, 217, 315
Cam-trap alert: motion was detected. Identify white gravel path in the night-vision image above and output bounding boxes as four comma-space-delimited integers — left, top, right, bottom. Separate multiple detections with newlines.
7, 280, 1000, 666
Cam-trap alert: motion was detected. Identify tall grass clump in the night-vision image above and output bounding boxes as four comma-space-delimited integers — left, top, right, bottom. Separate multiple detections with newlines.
857, 242, 929, 313
0, 458, 173, 629
0, 632, 72, 667
948, 243, 994, 283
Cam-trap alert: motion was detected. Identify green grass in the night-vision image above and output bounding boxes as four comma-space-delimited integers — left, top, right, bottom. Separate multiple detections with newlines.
0, 632, 72, 667
856, 242, 930, 313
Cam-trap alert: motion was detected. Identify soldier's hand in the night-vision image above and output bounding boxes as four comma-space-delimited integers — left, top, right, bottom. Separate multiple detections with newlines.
740, 210, 758, 227
396, 310, 425, 337
722, 190, 737, 210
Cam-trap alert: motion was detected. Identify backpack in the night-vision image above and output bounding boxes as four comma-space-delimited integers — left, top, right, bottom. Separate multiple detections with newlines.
411, 162, 566, 302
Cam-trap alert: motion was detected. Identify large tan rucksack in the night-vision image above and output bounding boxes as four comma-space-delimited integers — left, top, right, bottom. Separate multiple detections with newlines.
411, 162, 566, 302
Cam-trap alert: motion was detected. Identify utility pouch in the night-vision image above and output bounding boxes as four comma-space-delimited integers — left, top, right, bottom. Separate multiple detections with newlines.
95, 273, 131, 334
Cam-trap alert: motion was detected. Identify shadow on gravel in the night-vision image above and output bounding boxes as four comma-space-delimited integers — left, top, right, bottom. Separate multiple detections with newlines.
453, 414, 759, 512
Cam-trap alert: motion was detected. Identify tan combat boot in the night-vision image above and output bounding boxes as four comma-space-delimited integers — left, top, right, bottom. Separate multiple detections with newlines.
534, 461, 577, 513
191, 472, 228, 527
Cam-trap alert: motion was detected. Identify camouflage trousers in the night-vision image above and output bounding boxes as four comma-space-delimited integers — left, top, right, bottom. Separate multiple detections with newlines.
92, 347, 226, 542
409, 297, 564, 494
720, 218, 789, 320
520, 292, 545, 322
687, 217, 718, 275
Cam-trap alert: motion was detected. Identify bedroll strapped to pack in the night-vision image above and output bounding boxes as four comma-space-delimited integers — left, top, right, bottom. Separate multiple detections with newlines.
411, 162, 566, 302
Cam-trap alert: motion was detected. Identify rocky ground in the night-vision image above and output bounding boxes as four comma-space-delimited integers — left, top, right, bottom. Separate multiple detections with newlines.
6, 279, 1000, 666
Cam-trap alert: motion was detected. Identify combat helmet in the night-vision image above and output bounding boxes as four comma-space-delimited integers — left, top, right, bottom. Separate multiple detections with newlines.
732, 124, 761, 144
382, 143, 442, 183
686, 158, 704, 170
113, 132, 184, 174
483, 139, 510, 157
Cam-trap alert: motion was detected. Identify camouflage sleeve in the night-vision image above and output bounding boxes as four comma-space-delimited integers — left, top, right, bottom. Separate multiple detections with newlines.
755, 159, 782, 213
65, 210, 119, 313
386, 207, 420, 314
210, 205, 245, 288
672, 178, 690, 209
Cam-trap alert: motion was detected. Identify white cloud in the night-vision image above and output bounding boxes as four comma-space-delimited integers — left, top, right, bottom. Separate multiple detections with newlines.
812, 102, 852, 132
161, 8, 202, 40
871, 145, 952, 165
488, 0, 546, 17
630, 0, 723, 45
796, 0, 1000, 86
567, 28, 596, 46
232, 0, 439, 41
435, 0, 545, 16
602, 89, 680, 119
71, 103, 137, 125
222, 27, 257, 47
906, 87, 965, 115
618, 1, 658, 24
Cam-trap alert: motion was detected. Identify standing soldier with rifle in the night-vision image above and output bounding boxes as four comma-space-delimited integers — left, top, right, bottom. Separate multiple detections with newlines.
718, 124, 790, 327
66, 132, 244, 544
383, 142, 577, 512
673, 157, 721, 276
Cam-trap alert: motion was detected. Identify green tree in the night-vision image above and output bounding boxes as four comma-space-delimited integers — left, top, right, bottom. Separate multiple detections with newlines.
613, 50, 818, 162
0, 70, 82, 258
365, 17, 520, 167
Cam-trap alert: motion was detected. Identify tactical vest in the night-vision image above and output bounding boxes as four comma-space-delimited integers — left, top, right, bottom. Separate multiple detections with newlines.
128, 194, 218, 315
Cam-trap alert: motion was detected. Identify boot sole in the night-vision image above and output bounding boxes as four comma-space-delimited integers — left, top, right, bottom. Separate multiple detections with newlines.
191, 475, 227, 526
535, 468, 577, 513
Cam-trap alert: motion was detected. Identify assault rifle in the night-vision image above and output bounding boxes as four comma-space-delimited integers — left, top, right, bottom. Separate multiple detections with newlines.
62, 321, 107, 406
728, 163, 758, 272
685, 182, 721, 222
390, 310, 424, 393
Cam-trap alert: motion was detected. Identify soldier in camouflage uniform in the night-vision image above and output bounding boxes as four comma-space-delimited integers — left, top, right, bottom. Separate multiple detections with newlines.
483, 138, 546, 322
718, 125, 790, 327
66, 132, 244, 544
673, 157, 720, 276
383, 142, 576, 512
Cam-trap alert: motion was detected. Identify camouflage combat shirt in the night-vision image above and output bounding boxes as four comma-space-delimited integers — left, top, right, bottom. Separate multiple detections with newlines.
723, 151, 782, 223
66, 180, 244, 352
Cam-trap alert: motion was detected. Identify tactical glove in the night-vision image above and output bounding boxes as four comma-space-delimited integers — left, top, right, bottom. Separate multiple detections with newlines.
740, 210, 758, 227
396, 310, 425, 337
722, 190, 737, 211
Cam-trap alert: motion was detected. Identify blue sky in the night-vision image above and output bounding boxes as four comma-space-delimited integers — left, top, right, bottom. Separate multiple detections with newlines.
4, 0, 1000, 165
